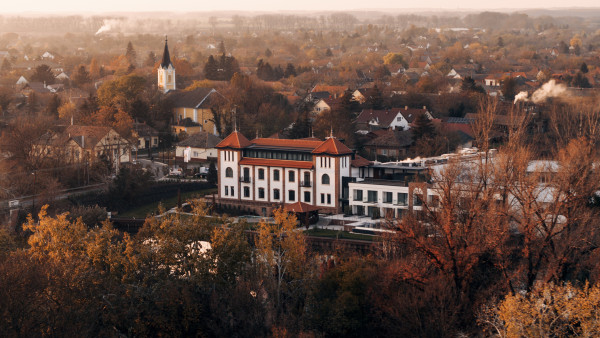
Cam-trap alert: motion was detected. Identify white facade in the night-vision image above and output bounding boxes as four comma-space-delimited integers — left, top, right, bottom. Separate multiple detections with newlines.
219, 150, 240, 199
158, 64, 176, 93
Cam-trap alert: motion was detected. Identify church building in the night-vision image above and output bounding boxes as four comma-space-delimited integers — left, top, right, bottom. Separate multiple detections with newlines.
158, 37, 176, 93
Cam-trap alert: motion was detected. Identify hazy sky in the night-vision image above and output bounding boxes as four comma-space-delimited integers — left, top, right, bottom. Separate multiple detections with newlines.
3, 0, 600, 13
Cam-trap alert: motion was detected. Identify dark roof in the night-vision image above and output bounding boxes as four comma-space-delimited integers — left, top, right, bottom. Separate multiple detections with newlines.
45, 125, 117, 150
167, 88, 219, 108
365, 130, 413, 148
160, 38, 173, 69
177, 131, 222, 148
355, 108, 404, 128
134, 122, 159, 137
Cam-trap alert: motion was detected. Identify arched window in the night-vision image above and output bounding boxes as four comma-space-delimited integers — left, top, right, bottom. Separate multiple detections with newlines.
321, 174, 330, 185
225, 167, 233, 177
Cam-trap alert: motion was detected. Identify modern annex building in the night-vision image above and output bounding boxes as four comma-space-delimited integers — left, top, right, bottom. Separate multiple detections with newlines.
215, 131, 368, 216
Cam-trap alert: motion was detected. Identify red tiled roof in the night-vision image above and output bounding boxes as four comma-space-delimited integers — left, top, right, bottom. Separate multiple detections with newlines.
251, 137, 323, 150
284, 201, 320, 213
351, 155, 371, 167
312, 137, 353, 155
239, 158, 314, 169
216, 131, 251, 149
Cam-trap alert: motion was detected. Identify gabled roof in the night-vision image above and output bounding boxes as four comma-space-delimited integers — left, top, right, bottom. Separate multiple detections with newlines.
133, 122, 159, 137
177, 131, 222, 148
47, 125, 117, 150
160, 38, 173, 69
167, 87, 219, 108
249, 137, 324, 151
215, 131, 251, 149
312, 137, 353, 155
355, 109, 404, 128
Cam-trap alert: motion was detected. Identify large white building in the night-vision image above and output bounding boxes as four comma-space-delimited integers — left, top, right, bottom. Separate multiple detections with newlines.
158, 38, 176, 93
215, 131, 368, 216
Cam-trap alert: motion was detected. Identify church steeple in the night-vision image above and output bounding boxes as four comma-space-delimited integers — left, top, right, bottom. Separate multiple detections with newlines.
158, 36, 176, 93
160, 36, 173, 69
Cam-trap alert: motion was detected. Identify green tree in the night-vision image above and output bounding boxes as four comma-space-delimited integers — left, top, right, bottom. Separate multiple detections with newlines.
145, 51, 156, 67
411, 113, 435, 141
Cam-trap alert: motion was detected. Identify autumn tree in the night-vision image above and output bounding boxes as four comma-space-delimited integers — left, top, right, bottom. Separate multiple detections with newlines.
257, 207, 307, 316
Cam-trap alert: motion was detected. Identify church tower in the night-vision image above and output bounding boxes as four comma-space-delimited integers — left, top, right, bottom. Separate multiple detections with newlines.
158, 37, 176, 93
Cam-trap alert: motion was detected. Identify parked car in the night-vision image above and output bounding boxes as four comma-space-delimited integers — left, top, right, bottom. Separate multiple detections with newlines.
169, 168, 183, 177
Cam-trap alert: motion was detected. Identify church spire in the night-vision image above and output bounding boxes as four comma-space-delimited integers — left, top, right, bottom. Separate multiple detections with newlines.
160, 36, 173, 69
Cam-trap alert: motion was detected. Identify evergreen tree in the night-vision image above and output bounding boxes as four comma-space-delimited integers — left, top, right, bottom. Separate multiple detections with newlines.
411, 113, 435, 141
325, 48, 333, 57
31, 64, 55, 85
364, 85, 384, 110
265, 48, 272, 57
218, 41, 226, 54
580, 62, 589, 74
45, 94, 61, 117
284, 63, 296, 78
207, 161, 217, 185
0, 58, 11, 73
125, 41, 136, 65
204, 55, 218, 80
145, 51, 157, 67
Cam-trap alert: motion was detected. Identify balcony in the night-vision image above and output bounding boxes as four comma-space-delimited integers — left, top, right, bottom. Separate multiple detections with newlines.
239, 176, 251, 183
301, 180, 312, 188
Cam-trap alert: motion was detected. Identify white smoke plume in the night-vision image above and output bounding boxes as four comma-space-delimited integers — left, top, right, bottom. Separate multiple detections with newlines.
514, 91, 529, 104
95, 19, 121, 35
513, 79, 567, 104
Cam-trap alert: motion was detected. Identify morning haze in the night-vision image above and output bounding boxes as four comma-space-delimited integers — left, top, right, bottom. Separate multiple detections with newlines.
1, 3, 600, 337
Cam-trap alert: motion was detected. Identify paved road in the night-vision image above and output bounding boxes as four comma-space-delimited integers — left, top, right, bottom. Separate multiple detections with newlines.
136, 159, 168, 179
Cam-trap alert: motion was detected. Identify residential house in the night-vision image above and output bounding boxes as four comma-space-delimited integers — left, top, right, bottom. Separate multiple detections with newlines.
175, 131, 223, 168
311, 97, 335, 116
355, 108, 410, 132
133, 122, 160, 150
39, 125, 131, 170
364, 130, 413, 161
168, 87, 225, 135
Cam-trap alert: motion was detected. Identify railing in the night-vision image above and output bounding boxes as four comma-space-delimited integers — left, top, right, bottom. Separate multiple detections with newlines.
239, 176, 251, 183
301, 180, 312, 187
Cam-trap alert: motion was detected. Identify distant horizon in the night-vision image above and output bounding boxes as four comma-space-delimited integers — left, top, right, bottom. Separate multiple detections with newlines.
2, 1, 600, 15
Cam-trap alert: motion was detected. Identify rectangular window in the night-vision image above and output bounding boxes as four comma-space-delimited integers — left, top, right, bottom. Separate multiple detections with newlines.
413, 193, 423, 206
353, 189, 363, 201
355, 205, 365, 216
243, 187, 250, 198
273, 169, 280, 181
273, 189, 280, 200
321, 193, 325, 204
384, 192, 393, 203
367, 190, 378, 203
397, 193, 408, 206
258, 168, 265, 180
288, 170, 295, 182
230, 186, 234, 197
304, 191, 311, 203
258, 188, 265, 199
224, 186, 228, 196
288, 190, 295, 202
327, 194, 331, 204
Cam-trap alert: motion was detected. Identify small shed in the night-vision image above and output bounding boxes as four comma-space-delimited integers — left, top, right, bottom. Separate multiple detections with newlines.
284, 202, 320, 228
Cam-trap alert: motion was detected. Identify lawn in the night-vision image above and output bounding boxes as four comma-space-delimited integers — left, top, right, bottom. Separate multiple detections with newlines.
304, 228, 376, 242
120, 188, 217, 218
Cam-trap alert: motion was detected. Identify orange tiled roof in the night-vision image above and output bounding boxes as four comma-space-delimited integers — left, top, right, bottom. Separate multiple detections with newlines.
250, 137, 323, 150
284, 201, 320, 213
216, 131, 251, 149
239, 158, 314, 169
312, 137, 352, 155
